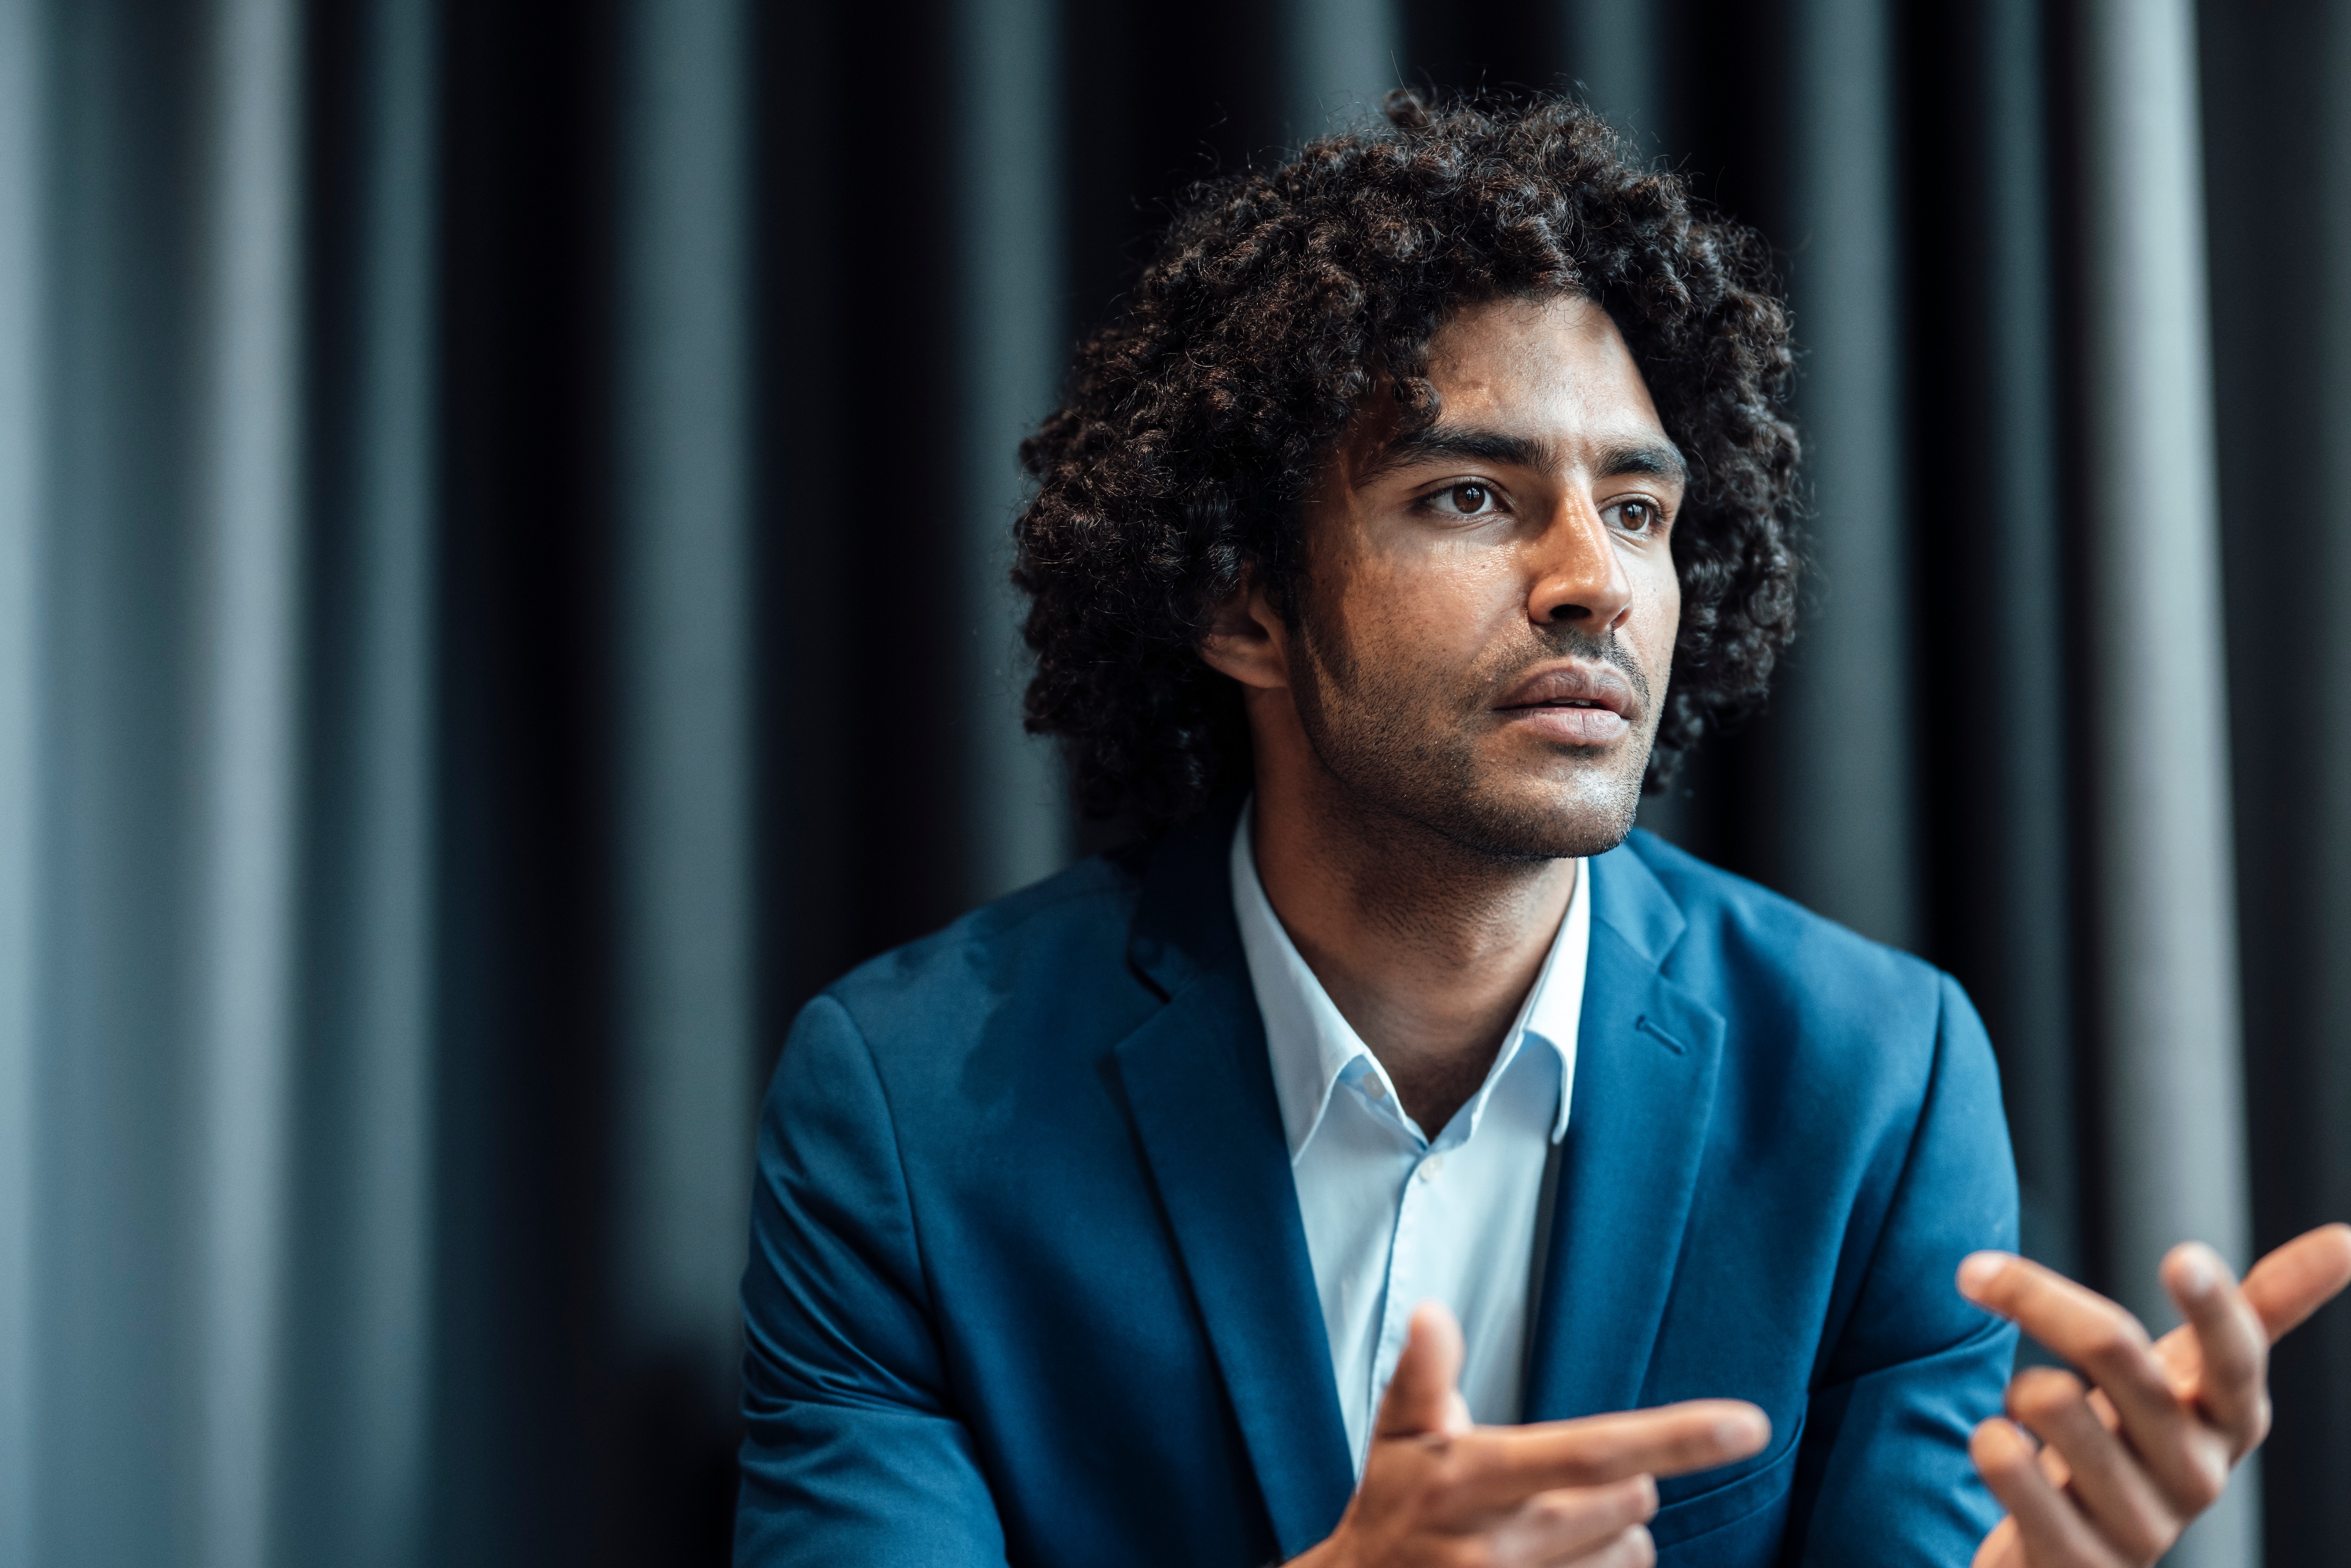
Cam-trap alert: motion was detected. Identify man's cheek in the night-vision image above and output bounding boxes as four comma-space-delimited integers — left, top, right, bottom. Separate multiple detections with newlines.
1640, 582, 1680, 684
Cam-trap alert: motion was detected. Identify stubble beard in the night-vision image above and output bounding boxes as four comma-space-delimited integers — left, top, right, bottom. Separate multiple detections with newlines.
1289, 608, 1657, 866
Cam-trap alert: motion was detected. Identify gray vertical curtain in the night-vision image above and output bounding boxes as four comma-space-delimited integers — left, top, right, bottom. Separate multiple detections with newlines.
0, 1, 41, 1563
1745, 0, 1919, 953
7, 4, 310, 1565
0, 1, 2346, 1566
951, 0, 1071, 903
2076, 2, 2253, 1560
612, 0, 753, 1486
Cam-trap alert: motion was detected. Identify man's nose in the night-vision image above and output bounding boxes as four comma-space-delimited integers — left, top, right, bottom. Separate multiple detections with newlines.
1525, 496, 1633, 632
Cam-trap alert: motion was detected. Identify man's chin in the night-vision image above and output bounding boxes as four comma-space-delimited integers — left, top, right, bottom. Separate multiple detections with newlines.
1424, 776, 1646, 863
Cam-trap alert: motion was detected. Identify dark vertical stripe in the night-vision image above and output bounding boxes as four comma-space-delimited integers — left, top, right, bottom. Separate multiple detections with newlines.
434, 1, 615, 1561
40, 3, 210, 1562
2202, 0, 2351, 1559
1909, 0, 2079, 1280
1744, 0, 1917, 952
288, 0, 439, 1562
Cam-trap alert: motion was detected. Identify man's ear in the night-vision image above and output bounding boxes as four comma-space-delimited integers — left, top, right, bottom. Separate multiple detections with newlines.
1197, 573, 1292, 691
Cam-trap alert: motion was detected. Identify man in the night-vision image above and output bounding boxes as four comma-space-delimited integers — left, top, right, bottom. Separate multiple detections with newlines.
735, 94, 2350, 1566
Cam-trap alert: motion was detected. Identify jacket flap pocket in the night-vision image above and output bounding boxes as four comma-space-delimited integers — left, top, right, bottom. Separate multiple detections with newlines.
1649, 1410, 1805, 1550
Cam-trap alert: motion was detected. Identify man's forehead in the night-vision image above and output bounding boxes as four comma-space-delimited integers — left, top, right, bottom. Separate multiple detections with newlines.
1329, 296, 1674, 484
1421, 295, 1657, 426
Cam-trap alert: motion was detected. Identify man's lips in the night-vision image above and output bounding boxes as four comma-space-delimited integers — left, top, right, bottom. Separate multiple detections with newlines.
1492, 662, 1638, 746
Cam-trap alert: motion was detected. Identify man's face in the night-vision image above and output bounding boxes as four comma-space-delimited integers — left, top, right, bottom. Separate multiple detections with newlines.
1287, 293, 1684, 861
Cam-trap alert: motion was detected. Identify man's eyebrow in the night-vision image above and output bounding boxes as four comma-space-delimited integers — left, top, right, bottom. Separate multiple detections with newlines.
1356, 425, 1555, 484
1354, 426, 1688, 487
1593, 441, 1688, 484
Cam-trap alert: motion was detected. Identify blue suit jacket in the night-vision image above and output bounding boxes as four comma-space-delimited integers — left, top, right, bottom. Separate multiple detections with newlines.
736, 810, 2019, 1565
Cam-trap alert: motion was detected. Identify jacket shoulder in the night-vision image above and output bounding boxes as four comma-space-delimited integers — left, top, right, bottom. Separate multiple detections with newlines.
1618, 828, 1969, 1095
1626, 827, 1941, 993
814, 848, 1155, 1060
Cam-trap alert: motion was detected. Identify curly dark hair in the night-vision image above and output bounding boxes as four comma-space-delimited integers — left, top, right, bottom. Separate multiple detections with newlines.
1013, 89, 1802, 831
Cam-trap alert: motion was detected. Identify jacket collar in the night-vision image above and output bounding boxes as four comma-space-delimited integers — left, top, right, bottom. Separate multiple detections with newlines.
1522, 836, 1728, 1419
1113, 799, 1356, 1557
1123, 797, 1246, 998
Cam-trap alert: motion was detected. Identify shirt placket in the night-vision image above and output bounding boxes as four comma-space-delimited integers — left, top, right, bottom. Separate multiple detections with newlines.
1366, 1130, 1451, 1427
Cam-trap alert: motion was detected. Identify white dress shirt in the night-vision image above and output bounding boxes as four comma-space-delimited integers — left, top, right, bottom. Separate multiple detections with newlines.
1230, 802, 1590, 1471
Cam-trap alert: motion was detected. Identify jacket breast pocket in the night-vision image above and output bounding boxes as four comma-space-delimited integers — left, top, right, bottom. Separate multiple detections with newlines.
1649, 1411, 1805, 1561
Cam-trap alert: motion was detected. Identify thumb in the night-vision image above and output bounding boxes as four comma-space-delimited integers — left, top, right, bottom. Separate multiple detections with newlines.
1376, 1302, 1470, 1439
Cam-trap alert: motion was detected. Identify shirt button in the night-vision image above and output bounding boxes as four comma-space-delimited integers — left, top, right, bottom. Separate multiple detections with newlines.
1417, 1153, 1444, 1182
1364, 1077, 1387, 1100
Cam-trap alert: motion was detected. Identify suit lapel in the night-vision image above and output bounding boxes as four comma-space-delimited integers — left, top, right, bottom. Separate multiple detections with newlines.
1112, 809, 1355, 1559
1523, 840, 1727, 1420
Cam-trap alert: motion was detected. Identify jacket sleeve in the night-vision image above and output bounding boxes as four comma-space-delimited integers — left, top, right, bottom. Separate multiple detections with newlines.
1783, 972, 2021, 1566
734, 993, 1011, 1567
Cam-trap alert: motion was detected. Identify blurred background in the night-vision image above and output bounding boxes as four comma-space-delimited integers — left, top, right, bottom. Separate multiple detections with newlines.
0, 0, 2344, 1564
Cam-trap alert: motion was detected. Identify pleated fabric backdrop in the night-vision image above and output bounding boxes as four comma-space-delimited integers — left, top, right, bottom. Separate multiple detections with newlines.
0, 1, 2343, 1564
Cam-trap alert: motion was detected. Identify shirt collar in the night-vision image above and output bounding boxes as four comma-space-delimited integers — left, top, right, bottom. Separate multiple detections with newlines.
1230, 798, 1589, 1162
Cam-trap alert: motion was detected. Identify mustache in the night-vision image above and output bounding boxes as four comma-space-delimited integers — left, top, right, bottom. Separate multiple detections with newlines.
1505, 627, 1653, 712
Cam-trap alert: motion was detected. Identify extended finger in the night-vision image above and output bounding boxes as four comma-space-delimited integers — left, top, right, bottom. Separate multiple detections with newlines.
1484, 1476, 1655, 1566
2161, 1243, 2269, 1455
2155, 1224, 2351, 1389
1957, 1253, 2195, 1475
1969, 1418, 2123, 1568
1378, 1302, 1468, 1439
1452, 1401, 1769, 1511
2006, 1367, 2178, 1564
2239, 1223, 2351, 1342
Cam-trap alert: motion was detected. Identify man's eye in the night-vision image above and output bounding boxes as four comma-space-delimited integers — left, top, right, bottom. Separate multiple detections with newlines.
1605, 498, 1659, 534
1432, 482, 1498, 516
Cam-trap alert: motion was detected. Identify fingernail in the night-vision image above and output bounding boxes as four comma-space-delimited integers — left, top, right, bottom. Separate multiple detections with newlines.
1957, 1252, 2011, 1298
2175, 1249, 2217, 1298
1715, 1410, 1767, 1448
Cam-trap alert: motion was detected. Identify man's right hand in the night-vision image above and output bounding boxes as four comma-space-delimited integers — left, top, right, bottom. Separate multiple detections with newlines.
1290, 1303, 1770, 1568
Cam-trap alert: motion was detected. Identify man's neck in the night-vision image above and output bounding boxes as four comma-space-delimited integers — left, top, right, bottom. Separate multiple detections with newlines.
1249, 774, 1575, 1136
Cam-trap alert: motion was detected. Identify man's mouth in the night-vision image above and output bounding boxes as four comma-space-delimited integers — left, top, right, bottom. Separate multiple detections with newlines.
1492, 663, 1637, 746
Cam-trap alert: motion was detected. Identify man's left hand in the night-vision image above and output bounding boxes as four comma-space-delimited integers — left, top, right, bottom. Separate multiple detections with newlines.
1957, 1222, 2351, 1568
